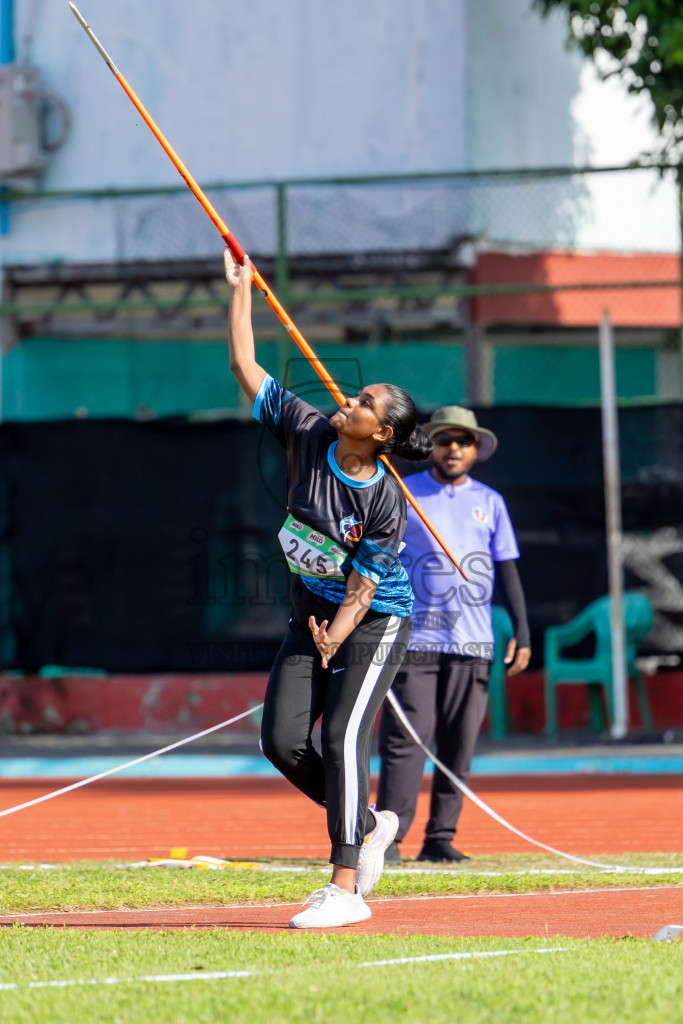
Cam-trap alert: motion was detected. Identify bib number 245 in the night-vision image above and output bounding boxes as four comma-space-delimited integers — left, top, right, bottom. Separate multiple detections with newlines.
278, 515, 346, 580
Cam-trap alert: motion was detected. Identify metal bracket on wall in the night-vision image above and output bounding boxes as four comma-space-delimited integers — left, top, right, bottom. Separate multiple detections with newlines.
0, 249, 469, 344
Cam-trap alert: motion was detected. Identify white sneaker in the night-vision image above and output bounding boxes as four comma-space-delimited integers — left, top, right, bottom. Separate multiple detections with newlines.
288, 883, 371, 929
355, 808, 399, 897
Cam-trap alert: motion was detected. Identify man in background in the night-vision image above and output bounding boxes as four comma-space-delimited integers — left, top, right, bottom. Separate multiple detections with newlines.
377, 405, 531, 863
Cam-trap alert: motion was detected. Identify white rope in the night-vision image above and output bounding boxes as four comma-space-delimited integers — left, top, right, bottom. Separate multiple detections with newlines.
0, 688, 675, 878
386, 689, 630, 872
0, 704, 264, 822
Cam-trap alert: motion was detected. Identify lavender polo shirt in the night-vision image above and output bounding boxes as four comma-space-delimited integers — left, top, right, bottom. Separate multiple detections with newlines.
400, 470, 520, 659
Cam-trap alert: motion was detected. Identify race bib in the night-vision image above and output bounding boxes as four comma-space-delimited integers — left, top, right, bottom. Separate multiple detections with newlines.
278, 514, 347, 580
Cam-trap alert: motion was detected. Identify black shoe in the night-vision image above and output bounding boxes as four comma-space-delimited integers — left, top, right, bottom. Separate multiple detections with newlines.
416, 840, 471, 863
384, 840, 401, 865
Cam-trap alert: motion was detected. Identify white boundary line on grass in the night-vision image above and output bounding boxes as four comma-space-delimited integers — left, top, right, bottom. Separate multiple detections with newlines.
0, 947, 571, 992
359, 947, 571, 967
130, 858, 683, 877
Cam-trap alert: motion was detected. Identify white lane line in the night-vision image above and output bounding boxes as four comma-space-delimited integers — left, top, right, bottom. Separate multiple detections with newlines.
371, 885, 683, 903
5, 863, 682, 877
0, 948, 570, 992
0, 900, 301, 920
360, 947, 571, 967
5, 880, 683, 921
384, 867, 683, 877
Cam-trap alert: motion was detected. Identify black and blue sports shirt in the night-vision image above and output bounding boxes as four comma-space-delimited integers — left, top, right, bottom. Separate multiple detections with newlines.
254, 374, 413, 617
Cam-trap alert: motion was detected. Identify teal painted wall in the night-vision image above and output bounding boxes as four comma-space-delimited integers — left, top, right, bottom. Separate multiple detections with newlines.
494, 346, 657, 405
0, 339, 465, 420
0, 337, 659, 420
278, 343, 465, 412
1, 339, 274, 420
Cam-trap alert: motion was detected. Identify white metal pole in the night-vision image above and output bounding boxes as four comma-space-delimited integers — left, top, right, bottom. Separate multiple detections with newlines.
598, 310, 628, 738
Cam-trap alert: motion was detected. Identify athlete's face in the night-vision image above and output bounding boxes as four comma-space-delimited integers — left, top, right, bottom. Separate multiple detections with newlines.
430, 429, 480, 483
329, 385, 391, 444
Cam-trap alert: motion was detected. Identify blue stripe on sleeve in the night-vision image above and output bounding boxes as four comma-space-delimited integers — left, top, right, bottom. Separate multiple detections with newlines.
252, 373, 274, 422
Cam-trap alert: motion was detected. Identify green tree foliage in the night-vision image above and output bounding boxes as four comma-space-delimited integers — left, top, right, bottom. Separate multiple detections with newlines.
534, 1, 683, 159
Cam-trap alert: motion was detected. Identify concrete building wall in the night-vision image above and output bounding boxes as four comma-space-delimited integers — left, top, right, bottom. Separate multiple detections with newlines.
2, 0, 468, 264
464, 0, 678, 252
1, 1, 678, 262
465, 0, 582, 171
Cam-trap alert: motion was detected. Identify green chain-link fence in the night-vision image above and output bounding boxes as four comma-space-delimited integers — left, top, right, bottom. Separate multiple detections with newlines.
1, 163, 681, 415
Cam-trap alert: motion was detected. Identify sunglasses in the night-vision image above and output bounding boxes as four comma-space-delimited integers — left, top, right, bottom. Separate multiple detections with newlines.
432, 432, 477, 449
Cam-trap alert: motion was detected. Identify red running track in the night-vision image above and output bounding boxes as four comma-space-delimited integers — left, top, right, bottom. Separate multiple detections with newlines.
1, 887, 682, 938
1, 775, 681, 938
1, 775, 682, 861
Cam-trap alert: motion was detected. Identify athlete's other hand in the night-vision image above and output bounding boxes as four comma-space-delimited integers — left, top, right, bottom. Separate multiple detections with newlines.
224, 247, 253, 289
504, 639, 531, 676
309, 616, 341, 669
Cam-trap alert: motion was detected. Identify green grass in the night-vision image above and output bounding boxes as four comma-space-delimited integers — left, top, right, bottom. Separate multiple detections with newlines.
1, 856, 682, 1023
0, 931, 682, 1024
0, 853, 682, 914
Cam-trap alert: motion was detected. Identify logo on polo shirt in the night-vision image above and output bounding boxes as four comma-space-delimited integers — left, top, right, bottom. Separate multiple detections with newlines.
472, 506, 488, 523
339, 514, 363, 542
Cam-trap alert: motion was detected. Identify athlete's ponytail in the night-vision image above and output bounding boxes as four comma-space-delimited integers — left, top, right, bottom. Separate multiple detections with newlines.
375, 384, 433, 463
392, 426, 433, 461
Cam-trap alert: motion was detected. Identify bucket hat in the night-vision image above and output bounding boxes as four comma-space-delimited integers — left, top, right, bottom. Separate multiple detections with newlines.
424, 406, 498, 462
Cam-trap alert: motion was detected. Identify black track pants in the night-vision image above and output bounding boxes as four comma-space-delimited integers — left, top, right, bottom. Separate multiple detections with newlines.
376, 651, 490, 843
261, 578, 412, 870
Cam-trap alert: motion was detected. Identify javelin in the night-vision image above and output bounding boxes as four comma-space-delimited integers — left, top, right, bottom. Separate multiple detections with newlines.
69, 2, 467, 579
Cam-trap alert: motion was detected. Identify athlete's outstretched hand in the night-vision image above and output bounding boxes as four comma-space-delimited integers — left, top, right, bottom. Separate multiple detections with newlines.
224, 247, 253, 289
309, 616, 341, 669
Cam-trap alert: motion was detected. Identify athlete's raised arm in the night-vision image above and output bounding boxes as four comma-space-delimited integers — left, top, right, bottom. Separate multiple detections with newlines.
224, 248, 268, 403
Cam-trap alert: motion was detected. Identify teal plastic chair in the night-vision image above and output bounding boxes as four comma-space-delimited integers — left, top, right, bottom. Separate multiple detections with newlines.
489, 605, 514, 739
544, 591, 654, 738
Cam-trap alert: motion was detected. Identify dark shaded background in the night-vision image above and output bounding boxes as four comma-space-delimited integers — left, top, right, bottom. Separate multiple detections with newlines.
1, 404, 681, 672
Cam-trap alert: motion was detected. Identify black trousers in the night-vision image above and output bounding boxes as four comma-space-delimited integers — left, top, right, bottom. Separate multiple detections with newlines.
376, 650, 490, 844
261, 577, 412, 870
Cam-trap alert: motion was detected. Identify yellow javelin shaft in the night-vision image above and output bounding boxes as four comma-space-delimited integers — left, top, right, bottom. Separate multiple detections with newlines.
69, 2, 467, 580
